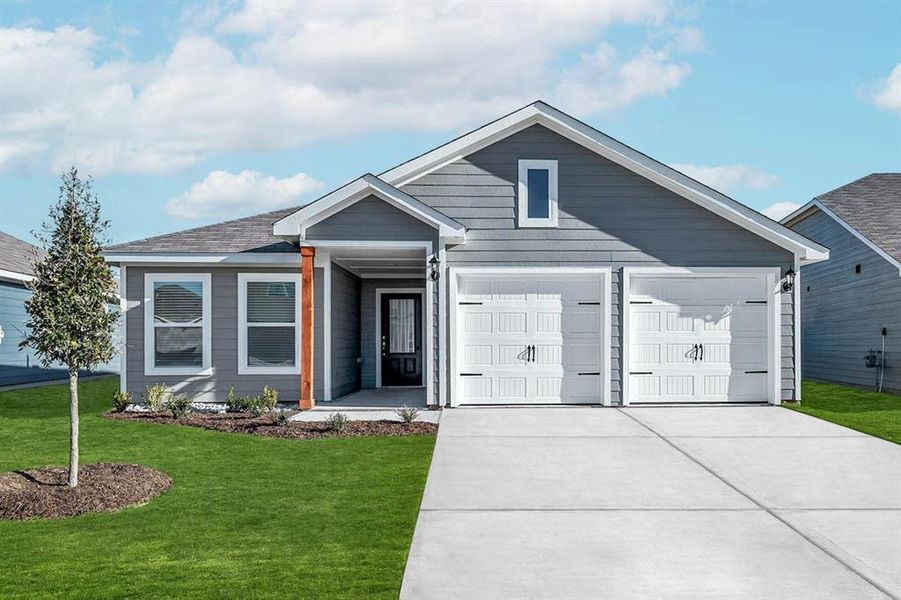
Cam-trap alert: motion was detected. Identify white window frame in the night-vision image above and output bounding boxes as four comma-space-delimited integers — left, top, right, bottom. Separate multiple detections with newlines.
517, 159, 558, 228
237, 273, 302, 376
144, 273, 212, 376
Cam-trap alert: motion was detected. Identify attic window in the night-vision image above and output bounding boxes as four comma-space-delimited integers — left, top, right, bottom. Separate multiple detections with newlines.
855, 264, 862, 274
517, 159, 558, 228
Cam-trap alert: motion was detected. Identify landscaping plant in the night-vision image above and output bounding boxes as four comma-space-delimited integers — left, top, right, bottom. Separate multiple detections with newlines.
143, 383, 167, 412
167, 394, 193, 419
394, 404, 420, 424
20, 167, 119, 487
326, 412, 349, 433
260, 385, 279, 411
111, 390, 131, 413
273, 408, 290, 427
246, 395, 266, 417
225, 386, 242, 412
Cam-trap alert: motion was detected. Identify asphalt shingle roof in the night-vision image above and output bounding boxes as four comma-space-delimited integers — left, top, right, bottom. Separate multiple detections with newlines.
104, 207, 300, 254
0, 231, 44, 276
815, 173, 901, 262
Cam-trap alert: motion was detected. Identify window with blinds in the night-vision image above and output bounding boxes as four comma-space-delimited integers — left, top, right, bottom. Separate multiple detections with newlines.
145, 273, 211, 375
153, 280, 204, 367
238, 274, 301, 374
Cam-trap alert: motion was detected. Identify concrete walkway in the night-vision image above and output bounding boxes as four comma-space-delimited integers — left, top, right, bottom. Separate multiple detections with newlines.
401, 406, 901, 599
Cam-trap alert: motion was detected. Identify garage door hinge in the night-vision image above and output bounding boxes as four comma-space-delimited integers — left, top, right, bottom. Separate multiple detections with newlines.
630, 301, 653, 304
630, 371, 653, 375
578, 372, 601, 376
746, 300, 767, 304
578, 301, 601, 305
745, 370, 768, 374
458, 301, 483, 305
459, 372, 483, 377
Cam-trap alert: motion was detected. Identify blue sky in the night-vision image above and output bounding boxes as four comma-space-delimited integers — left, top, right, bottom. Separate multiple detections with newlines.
1, 0, 899, 246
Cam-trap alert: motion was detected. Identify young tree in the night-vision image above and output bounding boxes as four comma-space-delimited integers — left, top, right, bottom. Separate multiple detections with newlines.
22, 168, 119, 487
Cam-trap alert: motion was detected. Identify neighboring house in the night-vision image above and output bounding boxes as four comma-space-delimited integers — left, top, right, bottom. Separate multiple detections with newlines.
782, 174, 901, 393
104, 102, 828, 408
0, 231, 120, 387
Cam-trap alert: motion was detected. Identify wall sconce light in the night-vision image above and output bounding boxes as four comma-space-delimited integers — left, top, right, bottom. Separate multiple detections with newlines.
782, 268, 795, 292
428, 255, 440, 281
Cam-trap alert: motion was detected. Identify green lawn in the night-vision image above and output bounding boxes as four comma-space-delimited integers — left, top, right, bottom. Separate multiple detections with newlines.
785, 380, 901, 444
0, 377, 436, 599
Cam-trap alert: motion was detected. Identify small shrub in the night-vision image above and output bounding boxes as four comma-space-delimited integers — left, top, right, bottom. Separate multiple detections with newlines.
143, 383, 167, 412
273, 408, 290, 427
394, 404, 420, 424
325, 412, 348, 433
246, 395, 266, 417
111, 390, 132, 412
225, 387, 243, 413
260, 386, 279, 412
167, 393, 193, 419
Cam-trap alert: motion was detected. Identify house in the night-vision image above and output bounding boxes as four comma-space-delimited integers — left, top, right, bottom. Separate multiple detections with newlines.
782, 174, 900, 393
0, 231, 121, 387
104, 102, 829, 409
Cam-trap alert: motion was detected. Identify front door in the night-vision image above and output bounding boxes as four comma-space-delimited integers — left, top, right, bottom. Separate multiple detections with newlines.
381, 293, 423, 386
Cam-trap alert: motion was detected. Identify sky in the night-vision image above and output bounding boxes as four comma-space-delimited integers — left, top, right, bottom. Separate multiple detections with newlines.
1, 0, 899, 246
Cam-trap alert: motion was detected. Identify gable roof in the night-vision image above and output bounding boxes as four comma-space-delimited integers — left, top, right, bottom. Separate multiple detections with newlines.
272, 174, 466, 242
104, 207, 299, 257
0, 231, 44, 282
782, 173, 901, 273
381, 101, 828, 263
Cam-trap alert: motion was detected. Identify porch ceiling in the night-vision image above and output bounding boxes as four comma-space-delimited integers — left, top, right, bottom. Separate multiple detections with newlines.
330, 247, 426, 278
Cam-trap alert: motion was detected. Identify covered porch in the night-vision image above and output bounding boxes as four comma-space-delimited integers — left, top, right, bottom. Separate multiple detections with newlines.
293, 386, 439, 423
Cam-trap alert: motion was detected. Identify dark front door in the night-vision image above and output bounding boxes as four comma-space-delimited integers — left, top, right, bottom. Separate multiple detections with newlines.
381, 293, 423, 386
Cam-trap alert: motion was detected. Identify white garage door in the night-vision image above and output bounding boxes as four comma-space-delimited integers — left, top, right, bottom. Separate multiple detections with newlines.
455, 274, 605, 405
627, 274, 773, 404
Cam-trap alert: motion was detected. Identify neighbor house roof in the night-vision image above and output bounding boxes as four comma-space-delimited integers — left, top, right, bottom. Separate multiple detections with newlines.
0, 231, 44, 282
782, 173, 901, 272
104, 207, 300, 257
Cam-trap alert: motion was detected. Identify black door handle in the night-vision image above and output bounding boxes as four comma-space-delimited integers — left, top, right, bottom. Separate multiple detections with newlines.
699, 343, 704, 361
528, 345, 535, 363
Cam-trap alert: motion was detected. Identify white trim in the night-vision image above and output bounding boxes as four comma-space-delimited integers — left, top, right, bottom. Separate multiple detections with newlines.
359, 273, 424, 279
793, 255, 802, 401
447, 266, 612, 407
517, 159, 558, 228
374, 288, 428, 392
273, 174, 466, 242
106, 253, 301, 266
299, 240, 432, 249
783, 199, 900, 275
237, 273, 302, 376
437, 241, 448, 407
119, 265, 127, 394
144, 273, 212, 377
379, 102, 828, 262
0, 268, 34, 283
621, 267, 782, 406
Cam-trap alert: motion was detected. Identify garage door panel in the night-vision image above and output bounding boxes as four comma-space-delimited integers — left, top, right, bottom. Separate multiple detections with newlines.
536, 312, 561, 333
463, 311, 492, 334
498, 345, 528, 366
462, 344, 493, 367
497, 377, 528, 399
535, 345, 562, 366
564, 310, 600, 336
564, 344, 601, 369
628, 274, 772, 404
462, 376, 492, 400
497, 312, 527, 334
561, 375, 601, 403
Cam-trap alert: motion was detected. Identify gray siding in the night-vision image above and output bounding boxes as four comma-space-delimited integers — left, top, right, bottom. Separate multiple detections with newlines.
791, 210, 901, 392
402, 124, 797, 404
306, 195, 439, 242
125, 266, 321, 404
331, 264, 361, 398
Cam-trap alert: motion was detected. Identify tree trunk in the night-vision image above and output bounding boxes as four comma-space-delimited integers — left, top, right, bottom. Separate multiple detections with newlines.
68, 369, 79, 487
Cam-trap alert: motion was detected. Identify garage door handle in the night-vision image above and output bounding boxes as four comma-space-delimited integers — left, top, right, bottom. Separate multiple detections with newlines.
699, 343, 703, 361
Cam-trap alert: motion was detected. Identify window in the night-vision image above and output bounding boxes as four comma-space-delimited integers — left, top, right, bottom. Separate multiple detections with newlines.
238, 273, 301, 375
517, 159, 558, 227
144, 273, 211, 375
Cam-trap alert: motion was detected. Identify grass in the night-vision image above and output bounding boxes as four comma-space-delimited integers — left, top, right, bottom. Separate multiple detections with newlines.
0, 377, 436, 599
785, 380, 901, 444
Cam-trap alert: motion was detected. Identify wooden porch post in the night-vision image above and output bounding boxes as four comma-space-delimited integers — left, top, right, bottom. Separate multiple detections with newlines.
300, 246, 315, 409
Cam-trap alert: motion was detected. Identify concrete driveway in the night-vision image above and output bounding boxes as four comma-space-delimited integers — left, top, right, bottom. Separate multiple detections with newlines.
401, 406, 901, 599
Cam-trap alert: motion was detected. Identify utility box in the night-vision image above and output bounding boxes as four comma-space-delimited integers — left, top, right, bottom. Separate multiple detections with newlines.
865, 350, 882, 369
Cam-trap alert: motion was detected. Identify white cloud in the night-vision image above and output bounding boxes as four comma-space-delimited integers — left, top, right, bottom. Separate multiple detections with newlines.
671, 163, 781, 193
871, 64, 901, 113
165, 170, 324, 221
0, 0, 702, 175
761, 201, 801, 221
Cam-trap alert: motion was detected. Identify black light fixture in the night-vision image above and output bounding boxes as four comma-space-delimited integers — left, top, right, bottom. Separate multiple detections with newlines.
782, 268, 795, 292
428, 254, 440, 281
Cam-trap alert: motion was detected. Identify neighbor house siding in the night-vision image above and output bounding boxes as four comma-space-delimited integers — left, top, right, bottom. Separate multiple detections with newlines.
331, 264, 361, 398
790, 209, 901, 392
125, 266, 320, 403
401, 124, 797, 404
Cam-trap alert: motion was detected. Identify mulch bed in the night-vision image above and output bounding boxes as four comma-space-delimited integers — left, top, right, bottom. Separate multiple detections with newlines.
106, 410, 438, 439
0, 463, 172, 521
